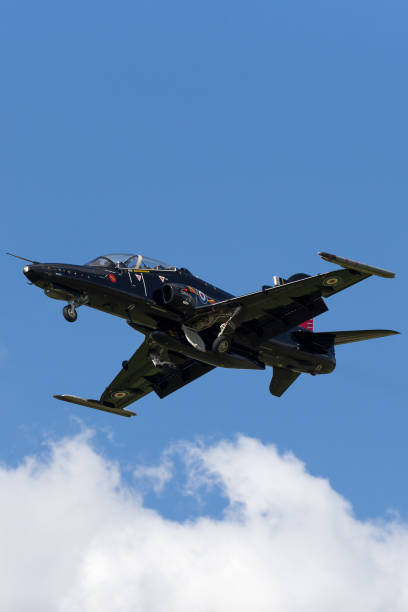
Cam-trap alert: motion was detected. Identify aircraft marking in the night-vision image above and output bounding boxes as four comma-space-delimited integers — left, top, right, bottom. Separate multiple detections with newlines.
324, 277, 339, 286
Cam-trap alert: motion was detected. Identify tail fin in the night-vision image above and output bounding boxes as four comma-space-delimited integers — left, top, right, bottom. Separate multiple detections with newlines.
312, 329, 399, 345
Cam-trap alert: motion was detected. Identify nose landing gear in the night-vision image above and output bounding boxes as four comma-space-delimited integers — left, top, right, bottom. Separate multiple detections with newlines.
62, 294, 88, 322
63, 304, 77, 322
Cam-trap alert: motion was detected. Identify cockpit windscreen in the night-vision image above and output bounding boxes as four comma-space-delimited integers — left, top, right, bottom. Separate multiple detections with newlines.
85, 253, 176, 270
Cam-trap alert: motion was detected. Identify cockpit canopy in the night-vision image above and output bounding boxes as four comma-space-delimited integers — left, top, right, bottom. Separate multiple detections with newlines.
85, 253, 176, 271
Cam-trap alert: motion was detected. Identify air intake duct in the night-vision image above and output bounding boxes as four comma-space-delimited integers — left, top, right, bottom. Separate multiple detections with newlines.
162, 283, 195, 314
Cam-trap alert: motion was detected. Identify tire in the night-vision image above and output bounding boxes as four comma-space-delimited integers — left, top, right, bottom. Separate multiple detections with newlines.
212, 336, 231, 354
63, 305, 77, 322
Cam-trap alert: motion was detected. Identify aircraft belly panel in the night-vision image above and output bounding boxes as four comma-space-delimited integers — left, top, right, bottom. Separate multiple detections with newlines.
259, 340, 335, 374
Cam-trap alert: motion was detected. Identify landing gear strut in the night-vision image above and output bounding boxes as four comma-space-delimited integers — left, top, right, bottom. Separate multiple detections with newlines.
62, 294, 88, 323
212, 306, 242, 354
63, 304, 77, 322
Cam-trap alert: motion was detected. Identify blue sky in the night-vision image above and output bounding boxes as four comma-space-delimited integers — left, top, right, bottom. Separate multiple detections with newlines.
1, 0, 406, 539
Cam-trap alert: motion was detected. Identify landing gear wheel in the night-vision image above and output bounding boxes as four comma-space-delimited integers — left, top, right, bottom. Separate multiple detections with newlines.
63, 305, 77, 322
212, 336, 231, 354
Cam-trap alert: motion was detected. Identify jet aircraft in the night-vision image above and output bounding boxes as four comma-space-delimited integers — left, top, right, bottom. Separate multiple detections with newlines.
10, 250, 398, 417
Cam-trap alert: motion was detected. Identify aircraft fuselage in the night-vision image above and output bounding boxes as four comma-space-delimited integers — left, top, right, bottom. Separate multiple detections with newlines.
23, 260, 335, 376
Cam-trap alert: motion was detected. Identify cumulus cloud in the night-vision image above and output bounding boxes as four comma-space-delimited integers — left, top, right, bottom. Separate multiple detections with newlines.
1, 431, 408, 612
133, 450, 174, 494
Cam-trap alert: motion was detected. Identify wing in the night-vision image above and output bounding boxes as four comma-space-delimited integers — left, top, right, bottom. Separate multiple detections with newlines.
54, 338, 215, 417
189, 253, 395, 338
189, 267, 371, 337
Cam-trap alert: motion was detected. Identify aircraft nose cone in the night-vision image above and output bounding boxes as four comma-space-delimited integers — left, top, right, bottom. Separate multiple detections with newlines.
23, 264, 42, 282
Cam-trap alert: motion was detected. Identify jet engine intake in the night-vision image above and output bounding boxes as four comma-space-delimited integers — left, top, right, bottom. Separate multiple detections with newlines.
286, 273, 311, 283
162, 283, 195, 314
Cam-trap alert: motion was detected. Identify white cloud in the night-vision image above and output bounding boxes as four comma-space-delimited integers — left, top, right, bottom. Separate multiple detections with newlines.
1, 431, 408, 612
133, 450, 174, 494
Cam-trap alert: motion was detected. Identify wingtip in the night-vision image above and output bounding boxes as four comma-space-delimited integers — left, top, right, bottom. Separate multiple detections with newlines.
53, 394, 137, 417
318, 251, 396, 278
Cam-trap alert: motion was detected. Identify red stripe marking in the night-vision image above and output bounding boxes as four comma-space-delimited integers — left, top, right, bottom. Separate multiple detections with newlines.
299, 320, 314, 331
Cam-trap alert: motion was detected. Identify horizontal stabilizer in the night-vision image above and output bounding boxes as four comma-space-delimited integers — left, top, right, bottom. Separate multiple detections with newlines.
269, 367, 301, 397
53, 394, 136, 417
313, 329, 399, 346
318, 252, 395, 278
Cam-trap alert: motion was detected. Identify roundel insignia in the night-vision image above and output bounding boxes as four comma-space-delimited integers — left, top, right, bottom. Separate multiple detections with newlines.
198, 290, 207, 303
108, 273, 117, 283
112, 391, 128, 399
324, 277, 339, 286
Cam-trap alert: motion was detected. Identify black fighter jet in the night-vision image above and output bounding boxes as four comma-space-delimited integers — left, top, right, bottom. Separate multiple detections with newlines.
10, 250, 398, 418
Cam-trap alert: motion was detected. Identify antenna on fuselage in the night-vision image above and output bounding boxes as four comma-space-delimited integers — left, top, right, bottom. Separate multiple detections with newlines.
6, 252, 40, 264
